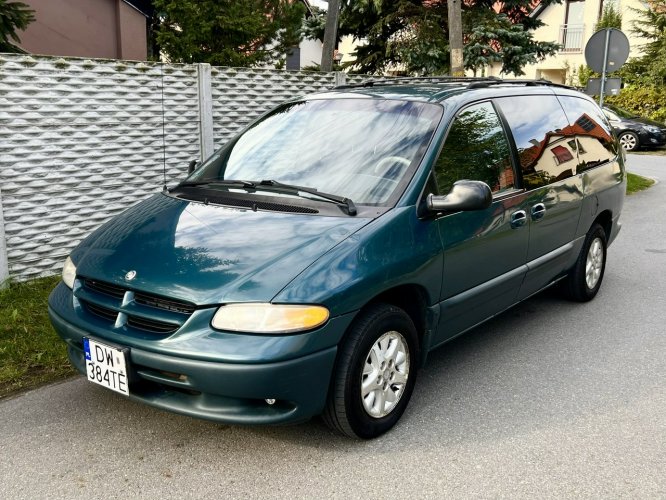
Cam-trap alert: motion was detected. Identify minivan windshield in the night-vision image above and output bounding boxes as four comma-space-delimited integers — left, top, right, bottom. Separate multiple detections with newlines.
185, 99, 443, 206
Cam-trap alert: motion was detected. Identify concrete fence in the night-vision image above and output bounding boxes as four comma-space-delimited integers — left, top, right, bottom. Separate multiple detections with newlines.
0, 54, 367, 283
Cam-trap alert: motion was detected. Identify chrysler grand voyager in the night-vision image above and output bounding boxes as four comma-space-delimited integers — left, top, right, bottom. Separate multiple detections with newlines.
48, 78, 625, 438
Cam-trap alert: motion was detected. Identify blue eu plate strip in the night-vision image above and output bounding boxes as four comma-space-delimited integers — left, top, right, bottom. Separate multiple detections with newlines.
83, 338, 91, 361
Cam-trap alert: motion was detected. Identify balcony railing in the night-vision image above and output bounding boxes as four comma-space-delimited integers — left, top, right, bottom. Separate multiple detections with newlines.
559, 24, 585, 53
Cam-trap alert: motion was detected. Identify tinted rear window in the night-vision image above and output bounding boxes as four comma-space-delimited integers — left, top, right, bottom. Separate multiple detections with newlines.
495, 95, 576, 189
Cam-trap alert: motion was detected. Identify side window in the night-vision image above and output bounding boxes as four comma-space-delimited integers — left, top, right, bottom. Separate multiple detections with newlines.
433, 101, 515, 195
557, 96, 617, 172
496, 95, 575, 189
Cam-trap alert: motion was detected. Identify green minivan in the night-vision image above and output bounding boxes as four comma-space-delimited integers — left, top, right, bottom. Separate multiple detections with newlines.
48, 78, 625, 438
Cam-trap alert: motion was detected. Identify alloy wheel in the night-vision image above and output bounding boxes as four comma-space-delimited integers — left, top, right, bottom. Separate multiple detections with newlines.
360, 331, 410, 418
585, 237, 604, 289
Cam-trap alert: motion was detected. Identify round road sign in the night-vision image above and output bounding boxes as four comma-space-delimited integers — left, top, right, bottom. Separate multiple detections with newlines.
585, 28, 630, 73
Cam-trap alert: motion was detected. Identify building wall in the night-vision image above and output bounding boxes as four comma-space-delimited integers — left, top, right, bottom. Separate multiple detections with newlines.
117, 1, 148, 60
17, 0, 147, 60
484, 0, 650, 84
299, 38, 322, 69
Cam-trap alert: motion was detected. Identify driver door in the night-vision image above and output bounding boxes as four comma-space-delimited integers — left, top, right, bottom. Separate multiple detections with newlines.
428, 101, 531, 347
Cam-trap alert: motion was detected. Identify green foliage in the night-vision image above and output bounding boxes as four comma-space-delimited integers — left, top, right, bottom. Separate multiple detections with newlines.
0, 276, 75, 398
629, 0, 666, 85
596, 2, 622, 30
464, 13, 560, 76
301, 5, 326, 42
605, 85, 666, 123
576, 64, 594, 87
0, 0, 34, 53
339, 0, 561, 76
153, 0, 305, 67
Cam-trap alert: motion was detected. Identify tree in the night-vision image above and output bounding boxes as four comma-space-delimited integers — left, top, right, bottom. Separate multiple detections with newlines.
630, 0, 666, 85
596, 2, 622, 30
301, 5, 326, 42
464, 12, 560, 76
338, 0, 561, 76
0, 0, 34, 53
152, 0, 305, 67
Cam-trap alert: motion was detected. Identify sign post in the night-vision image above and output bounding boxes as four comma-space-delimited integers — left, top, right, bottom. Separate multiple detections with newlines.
584, 28, 630, 106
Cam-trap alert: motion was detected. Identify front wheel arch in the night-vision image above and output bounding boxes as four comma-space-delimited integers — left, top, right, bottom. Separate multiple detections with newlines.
322, 302, 420, 438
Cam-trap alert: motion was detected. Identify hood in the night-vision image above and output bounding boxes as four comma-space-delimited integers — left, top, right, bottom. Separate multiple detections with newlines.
73, 194, 370, 305
622, 116, 666, 128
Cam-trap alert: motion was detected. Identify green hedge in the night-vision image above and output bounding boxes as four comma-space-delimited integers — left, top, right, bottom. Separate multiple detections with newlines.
604, 85, 666, 124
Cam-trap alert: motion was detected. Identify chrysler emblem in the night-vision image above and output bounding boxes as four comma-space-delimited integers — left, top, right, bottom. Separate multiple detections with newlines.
125, 270, 137, 281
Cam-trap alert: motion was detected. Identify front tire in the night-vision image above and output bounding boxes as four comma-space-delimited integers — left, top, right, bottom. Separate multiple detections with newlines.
618, 131, 640, 152
562, 223, 607, 302
323, 303, 419, 439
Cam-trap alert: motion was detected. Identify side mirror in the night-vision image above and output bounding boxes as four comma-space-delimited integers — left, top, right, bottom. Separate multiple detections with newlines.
188, 159, 199, 174
426, 180, 492, 213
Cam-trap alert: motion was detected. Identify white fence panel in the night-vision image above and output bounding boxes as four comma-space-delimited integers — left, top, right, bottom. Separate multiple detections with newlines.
0, 54, 370, 281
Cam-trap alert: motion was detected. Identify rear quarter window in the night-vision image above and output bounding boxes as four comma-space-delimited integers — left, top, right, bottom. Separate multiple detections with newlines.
556, 96, 618, 172
495, 95, 576, 190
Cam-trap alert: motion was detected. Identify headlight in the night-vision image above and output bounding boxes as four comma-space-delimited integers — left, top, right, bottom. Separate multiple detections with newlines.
643, 125, 660, 134
62, 256, 76, 289
211, 303, 329, 334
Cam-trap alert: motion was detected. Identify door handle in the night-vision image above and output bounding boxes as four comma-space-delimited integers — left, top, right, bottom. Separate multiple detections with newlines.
510, 210, 527, 228
531, 203, 546, 221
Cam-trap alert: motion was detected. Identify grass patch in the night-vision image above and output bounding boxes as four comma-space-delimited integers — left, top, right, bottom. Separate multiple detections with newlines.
0, 275, 76, 398
626, 172, 656, 195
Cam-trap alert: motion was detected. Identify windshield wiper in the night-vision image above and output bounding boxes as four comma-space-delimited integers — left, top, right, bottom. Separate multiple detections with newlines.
258, 180, 357, 216
175, 179, 256, 190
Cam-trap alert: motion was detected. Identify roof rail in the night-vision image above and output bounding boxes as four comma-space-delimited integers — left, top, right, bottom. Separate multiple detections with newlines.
467, 78, 572, 89
335, 76, 572, 90
335, 75, 500, 89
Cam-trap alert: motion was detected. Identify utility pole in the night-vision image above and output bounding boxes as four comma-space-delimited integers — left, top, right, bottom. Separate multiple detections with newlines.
447, 0, 464, 76
321, 0, 341, 72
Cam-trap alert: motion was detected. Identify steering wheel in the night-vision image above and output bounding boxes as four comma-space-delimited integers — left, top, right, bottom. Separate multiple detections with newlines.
373, 156, 411, 179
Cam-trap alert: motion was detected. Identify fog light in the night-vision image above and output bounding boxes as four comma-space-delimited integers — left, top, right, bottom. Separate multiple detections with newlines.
265, 398, 276, 405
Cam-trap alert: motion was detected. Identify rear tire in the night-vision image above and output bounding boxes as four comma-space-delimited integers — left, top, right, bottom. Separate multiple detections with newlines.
323, 303, 419, 439
562, 223, 607, 302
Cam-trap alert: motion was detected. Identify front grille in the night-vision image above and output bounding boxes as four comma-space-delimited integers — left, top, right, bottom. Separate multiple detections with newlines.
77, 277, 195, 336
134, 293, 196, 314
127, 315, 179, 334
85, 302, 118, 322
84, 279, 125, 299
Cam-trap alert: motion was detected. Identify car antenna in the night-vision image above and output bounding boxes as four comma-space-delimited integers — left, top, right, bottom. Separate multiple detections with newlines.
160, 62, 167, 192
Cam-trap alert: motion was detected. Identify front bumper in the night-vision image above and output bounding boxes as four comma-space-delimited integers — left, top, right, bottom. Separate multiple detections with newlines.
639, 129, 666, 147
48, 282, 356, 425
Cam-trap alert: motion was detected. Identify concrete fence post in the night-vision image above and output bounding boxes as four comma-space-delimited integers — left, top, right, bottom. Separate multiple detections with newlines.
333, 71, 346, 87
197, 63, 215, 161
0, 186, 9, 288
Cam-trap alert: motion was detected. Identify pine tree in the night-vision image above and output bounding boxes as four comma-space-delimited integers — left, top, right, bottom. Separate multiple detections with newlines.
596, 2, 622, 30
630, 0, 666, 85
338, 0, 561, 76
0, 0, 34, 53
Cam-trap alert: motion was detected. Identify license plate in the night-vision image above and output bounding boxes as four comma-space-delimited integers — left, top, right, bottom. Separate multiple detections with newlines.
83, 338, 129, 396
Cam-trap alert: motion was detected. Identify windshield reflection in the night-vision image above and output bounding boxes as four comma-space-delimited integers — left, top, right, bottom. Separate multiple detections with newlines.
188, 99, 442, 205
